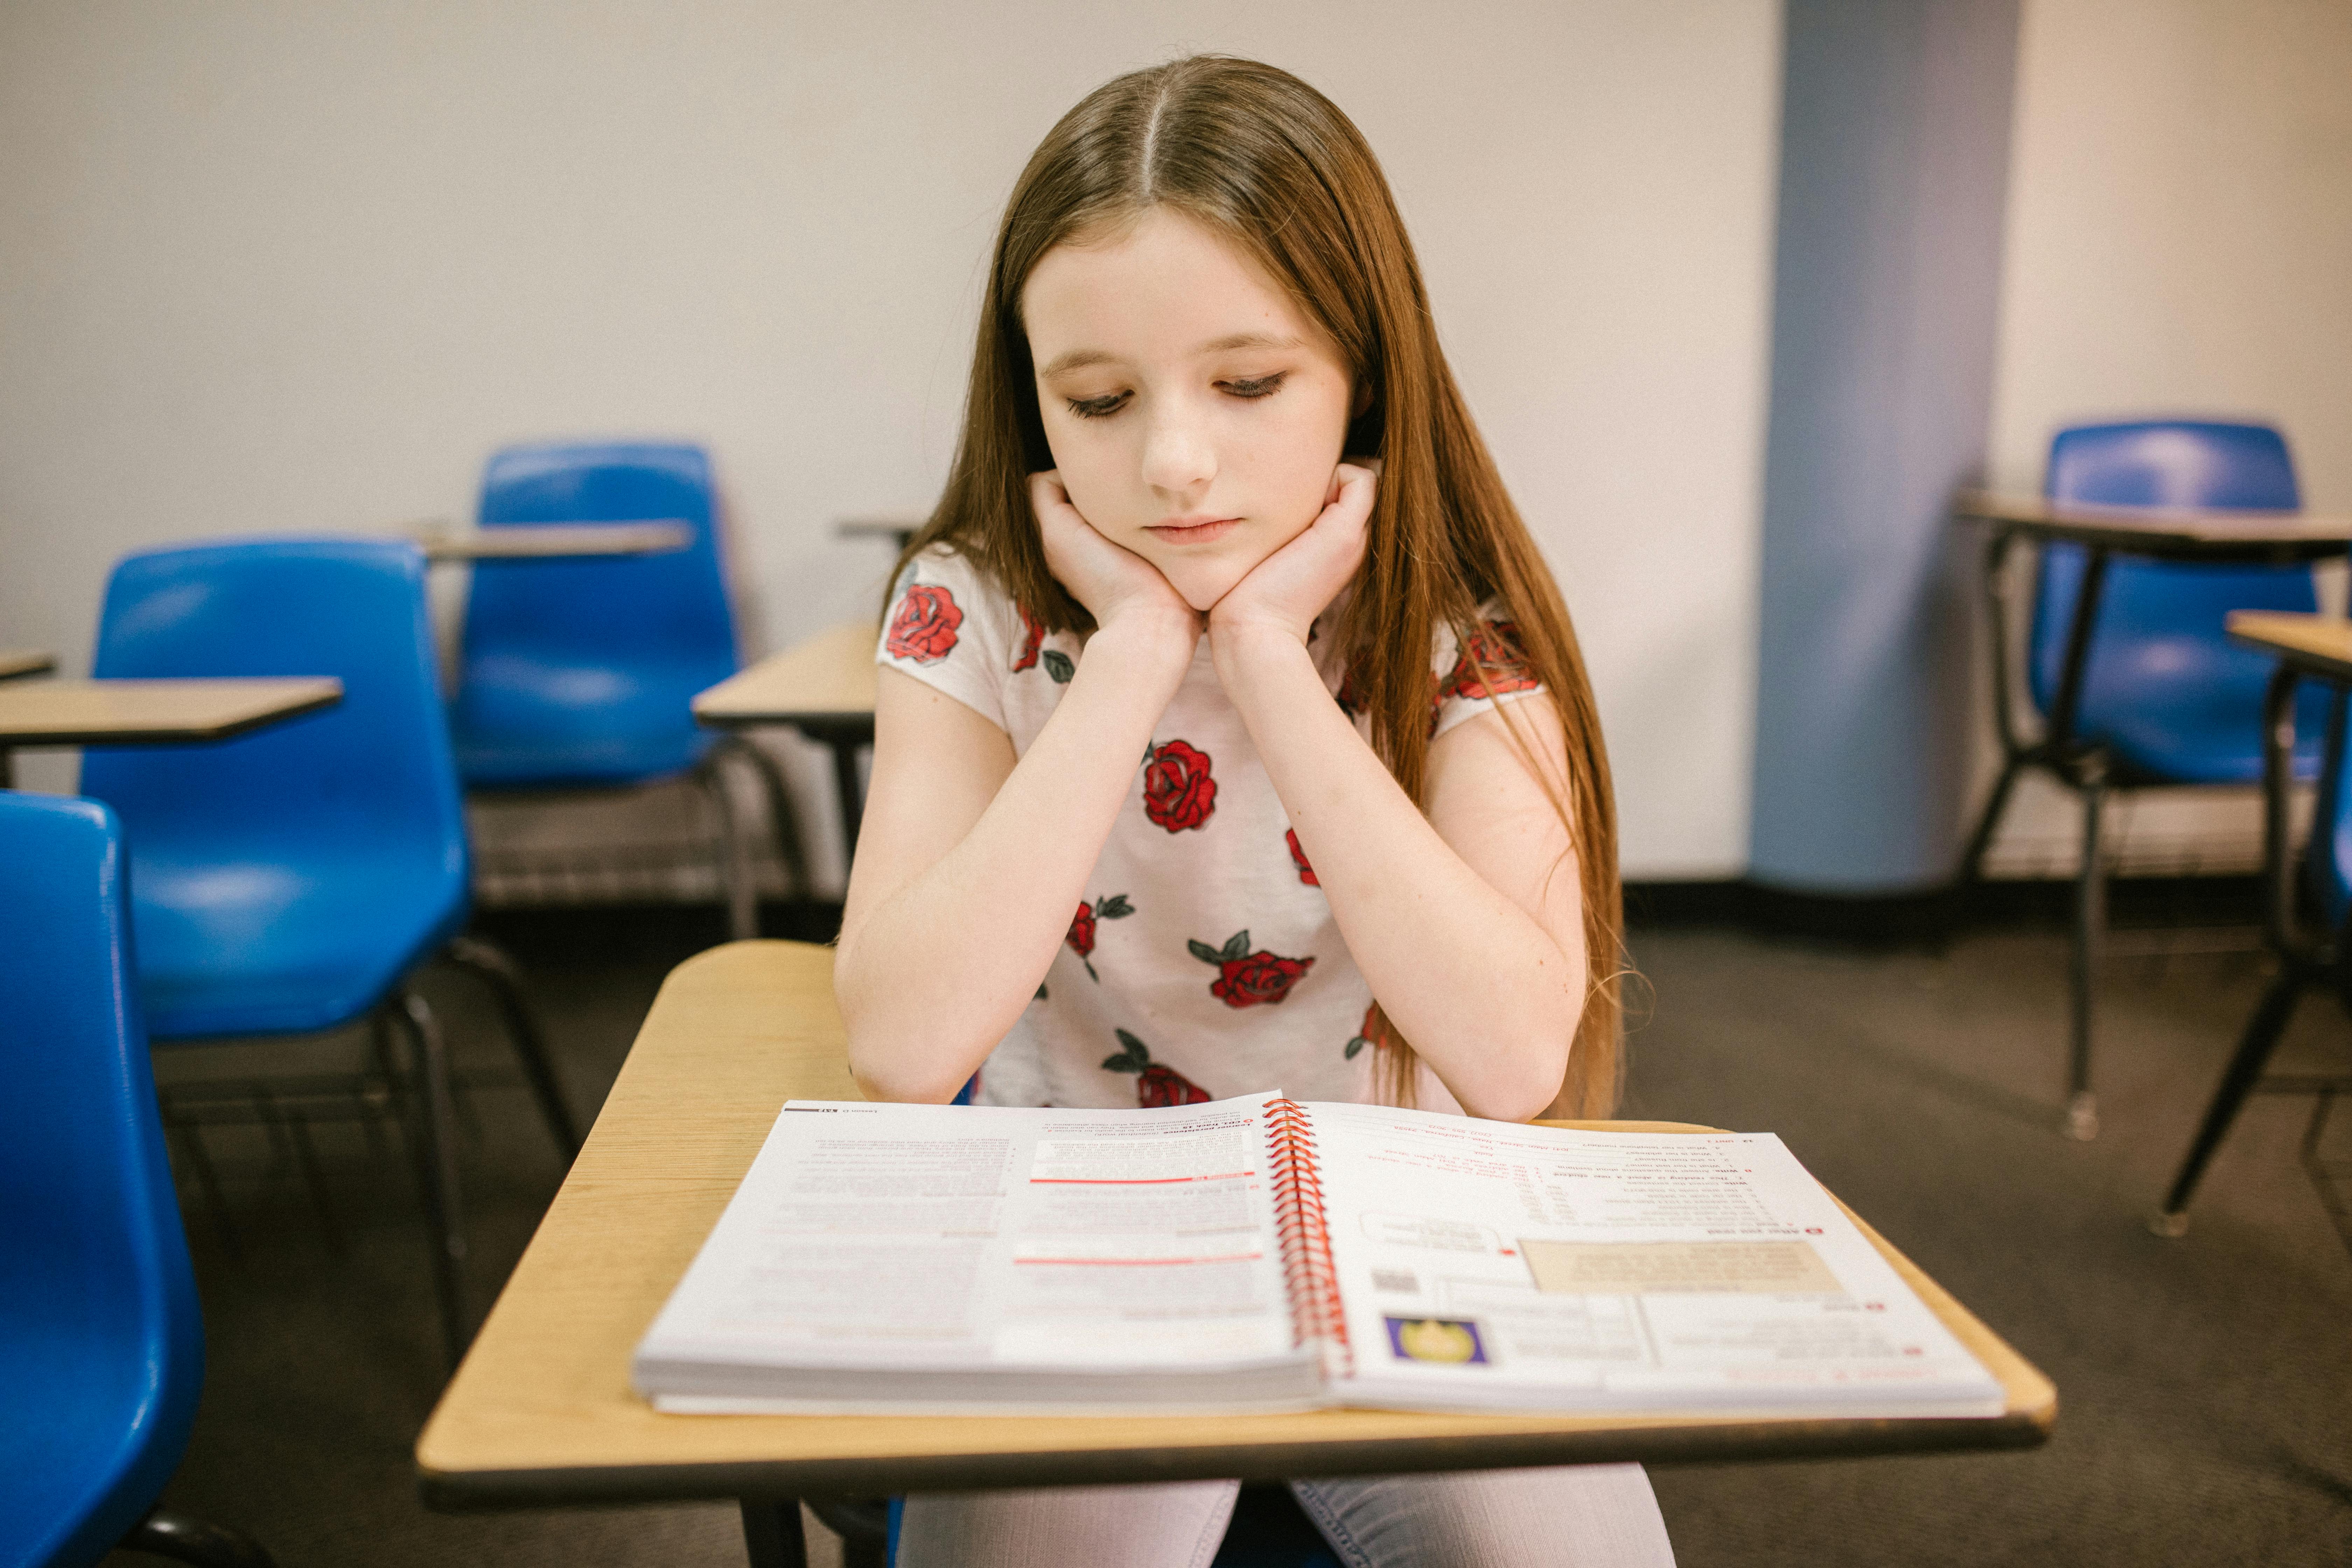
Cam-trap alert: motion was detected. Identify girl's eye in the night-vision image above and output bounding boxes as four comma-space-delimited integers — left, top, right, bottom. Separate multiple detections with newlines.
1220, 373, 1287, 400
1065, 392, 1130, 420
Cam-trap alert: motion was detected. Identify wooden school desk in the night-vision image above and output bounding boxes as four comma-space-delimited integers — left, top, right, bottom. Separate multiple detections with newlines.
0, 677, 342, 788
2144, 610, 2352, 1242
415, 941, 2057, 1567
694, 622, 879, 866
404, 520, 696, 562
1949, 490, 2352, 1140
836, 518, 924, 553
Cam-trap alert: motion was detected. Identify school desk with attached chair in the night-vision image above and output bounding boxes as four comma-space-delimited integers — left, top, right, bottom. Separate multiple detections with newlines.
1953, 419, 2352, 1141
2150, 610, 2352, 1255
0, 791, 275, 1568
415, 940, 2056, 1568
447, 441, 805, 940
76, 537, 580, 1367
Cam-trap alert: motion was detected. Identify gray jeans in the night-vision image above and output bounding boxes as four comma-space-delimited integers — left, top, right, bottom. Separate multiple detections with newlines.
897, 1463, 1675, 1568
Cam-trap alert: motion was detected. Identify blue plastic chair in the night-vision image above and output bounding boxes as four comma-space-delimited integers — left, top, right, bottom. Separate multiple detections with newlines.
1958, 420, 2322, 1139
2155, 652, 2352, 1242
78, 538, 580, 1364
447, 441, 800, 938
0, 792, 273, 1568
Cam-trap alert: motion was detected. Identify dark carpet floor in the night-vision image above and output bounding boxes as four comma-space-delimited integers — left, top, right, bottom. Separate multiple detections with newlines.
112, 902, 2352, 1568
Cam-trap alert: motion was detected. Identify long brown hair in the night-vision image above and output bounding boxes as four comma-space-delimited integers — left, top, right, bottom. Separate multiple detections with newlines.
891, 55, 1626, 1118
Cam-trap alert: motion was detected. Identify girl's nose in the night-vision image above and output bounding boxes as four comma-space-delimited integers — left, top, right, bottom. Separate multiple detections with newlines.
1140, 412, 1216, 496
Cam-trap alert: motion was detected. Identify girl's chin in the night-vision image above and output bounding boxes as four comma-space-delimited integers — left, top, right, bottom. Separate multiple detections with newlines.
1159, 557, 1261, 612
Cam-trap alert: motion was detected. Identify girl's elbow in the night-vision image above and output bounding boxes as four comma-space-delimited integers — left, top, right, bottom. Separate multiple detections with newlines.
844, 1009, 989, 1105
847, 1045, 967, 1106
1466, 1015, 1577, 1123
1466, 1060, 1568, 1124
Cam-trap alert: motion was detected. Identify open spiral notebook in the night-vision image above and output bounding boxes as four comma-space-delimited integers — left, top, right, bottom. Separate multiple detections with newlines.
631, 1092, 2003, 1419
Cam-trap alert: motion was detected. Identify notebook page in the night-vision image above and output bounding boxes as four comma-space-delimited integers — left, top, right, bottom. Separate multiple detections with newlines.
1299, 1103, 2004, 1416
634, 1093, 1304, 1389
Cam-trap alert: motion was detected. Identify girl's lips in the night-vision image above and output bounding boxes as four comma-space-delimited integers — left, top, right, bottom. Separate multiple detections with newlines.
1145, 516, 1242, 545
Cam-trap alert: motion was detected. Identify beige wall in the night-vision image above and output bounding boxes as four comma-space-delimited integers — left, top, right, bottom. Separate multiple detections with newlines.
1978, 0, 2352, 876
0, 0, 1783, 887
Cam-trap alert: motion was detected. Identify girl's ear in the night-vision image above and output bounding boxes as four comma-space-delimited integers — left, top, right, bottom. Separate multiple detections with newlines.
1352, 378, 1375, 419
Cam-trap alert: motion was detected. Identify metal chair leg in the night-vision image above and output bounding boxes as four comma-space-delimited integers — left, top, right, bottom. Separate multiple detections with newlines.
444, 934, 582, 1158
396, 988, 472, 1366
2068, 764, 2108, 1140
118, 1507, 276, 1568
806, 1498, 889, 1568
740, 1498, 811, 1568
1955, 754, 2024, 888
698, 754, 759, 942
715, 733, 812, 901
2151, 964, 2310, 1236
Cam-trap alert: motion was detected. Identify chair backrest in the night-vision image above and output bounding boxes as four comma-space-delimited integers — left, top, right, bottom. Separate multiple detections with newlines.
0, 794, 202, 1566
2026, 420, 2312, 717
79, 537, 468, 896
461, 440, 740, 689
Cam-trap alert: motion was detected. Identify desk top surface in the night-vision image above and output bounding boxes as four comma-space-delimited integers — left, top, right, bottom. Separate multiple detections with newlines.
0, 677, 343, 747
694, 621, 878, 727
411, 521, 695, 561
415, 940, 2057, 1509
835, 518, 924, 542
2227, 611, 2352, 681
0, 650, 56, 681
1954, 489, 2352, 554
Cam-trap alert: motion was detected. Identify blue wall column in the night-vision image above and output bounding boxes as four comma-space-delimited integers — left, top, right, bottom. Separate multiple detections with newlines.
1749, 0, 2020, 891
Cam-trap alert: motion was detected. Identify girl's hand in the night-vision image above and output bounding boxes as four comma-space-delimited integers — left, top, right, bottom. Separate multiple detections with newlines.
1032, 471, 1202, 644
1208, 462, 1377, 649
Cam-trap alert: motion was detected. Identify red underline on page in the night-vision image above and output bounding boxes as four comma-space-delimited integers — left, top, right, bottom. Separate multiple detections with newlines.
1013, 1253, 1264, 1266
1028, 1171, 1256, 1184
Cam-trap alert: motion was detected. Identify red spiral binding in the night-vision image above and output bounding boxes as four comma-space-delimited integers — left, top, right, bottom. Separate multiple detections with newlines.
1263, 1097, 1350, 1375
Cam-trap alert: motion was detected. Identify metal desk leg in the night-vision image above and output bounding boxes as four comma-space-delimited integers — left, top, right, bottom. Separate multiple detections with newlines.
741, 1498, 810, 1568
2153, 665, 2330, 1232
2152, 967, 2310, 1233
2049, 546, 2112, 1140
1957, 528, 2025, 887
2044, 546, 2110, 755
2068, 759, 2108, 1141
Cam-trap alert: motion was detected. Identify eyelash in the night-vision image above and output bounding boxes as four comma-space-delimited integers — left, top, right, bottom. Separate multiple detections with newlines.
1063, 373, 1287, 421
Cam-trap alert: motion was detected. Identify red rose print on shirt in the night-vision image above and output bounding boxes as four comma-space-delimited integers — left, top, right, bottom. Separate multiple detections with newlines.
1441, 620, 1541, 705
1065, 893, 1133, 981
1286, 828, 1318, 887
1346, 1003, 1387, 1060
1188, 929, 1315, 1008
1142, 740, 1217, 832
1334, 667, 1364, 718
886, 584, 963, 664
1013, 603, 1045, 672
1101, 1028, 1212, 1107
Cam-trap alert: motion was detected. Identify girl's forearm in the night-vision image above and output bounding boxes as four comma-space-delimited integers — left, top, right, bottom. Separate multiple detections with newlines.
839, 620, 1196, 1101
1212, 627, 1581, 1121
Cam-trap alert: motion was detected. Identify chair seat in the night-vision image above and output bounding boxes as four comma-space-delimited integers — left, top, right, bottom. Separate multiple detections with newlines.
132, 853, 466, 1040
0, 1305, 184, 1568
2075, 634, 2328, 785
450, 653, 720, 786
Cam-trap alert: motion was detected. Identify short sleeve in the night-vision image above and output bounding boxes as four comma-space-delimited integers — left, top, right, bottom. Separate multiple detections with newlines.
1430, 609, 1547, 740
876, 547, 1016, 733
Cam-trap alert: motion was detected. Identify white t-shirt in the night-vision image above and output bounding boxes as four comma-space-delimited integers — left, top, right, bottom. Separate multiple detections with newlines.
876, 545, 1546, 1114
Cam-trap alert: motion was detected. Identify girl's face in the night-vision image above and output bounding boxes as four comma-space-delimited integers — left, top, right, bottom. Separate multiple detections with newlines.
1022, 207, 1359, 612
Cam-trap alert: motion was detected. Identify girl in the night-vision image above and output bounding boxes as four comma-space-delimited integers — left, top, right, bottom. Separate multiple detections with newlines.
835, 54, 1670, 1568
